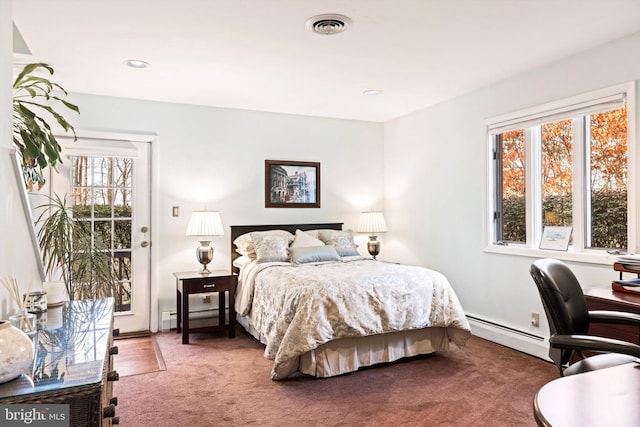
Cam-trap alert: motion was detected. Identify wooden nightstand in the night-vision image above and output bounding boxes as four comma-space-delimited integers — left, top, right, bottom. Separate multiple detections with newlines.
174, 270, 237, 344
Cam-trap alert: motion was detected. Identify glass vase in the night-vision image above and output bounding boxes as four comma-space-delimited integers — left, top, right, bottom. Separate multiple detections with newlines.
0, 320, 35, 383
9, 309, 37, 337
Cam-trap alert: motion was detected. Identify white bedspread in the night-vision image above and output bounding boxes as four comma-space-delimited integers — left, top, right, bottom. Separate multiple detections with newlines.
236, 259, 471, 376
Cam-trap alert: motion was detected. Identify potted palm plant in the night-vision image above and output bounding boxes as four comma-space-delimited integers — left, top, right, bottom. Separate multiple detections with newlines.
13, 63, 79, 191
35, 194, 118, 301
12, 63, 115, 300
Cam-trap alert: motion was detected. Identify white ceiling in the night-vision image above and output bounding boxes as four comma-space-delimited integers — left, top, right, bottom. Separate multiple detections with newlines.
12, 0, 640, 123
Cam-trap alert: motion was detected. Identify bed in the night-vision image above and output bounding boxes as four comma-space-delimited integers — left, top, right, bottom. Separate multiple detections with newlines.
230, 222, 471, 380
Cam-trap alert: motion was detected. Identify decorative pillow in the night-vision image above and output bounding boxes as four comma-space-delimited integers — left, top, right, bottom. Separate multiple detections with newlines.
234, 230, 294, 259
317, 229, 359, 257
250, 232, 292, 263
289, 245, 341, 265
290, 229, 325, 248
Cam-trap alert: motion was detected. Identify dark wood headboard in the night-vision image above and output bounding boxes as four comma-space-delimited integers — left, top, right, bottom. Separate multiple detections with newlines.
230, 222, 343, 274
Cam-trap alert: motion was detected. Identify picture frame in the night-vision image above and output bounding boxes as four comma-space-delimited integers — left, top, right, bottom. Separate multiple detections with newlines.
265, 160, 320, 208
539, 226, 572, 251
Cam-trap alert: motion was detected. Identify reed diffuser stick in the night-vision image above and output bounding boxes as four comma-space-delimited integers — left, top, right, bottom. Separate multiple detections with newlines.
1, 275, 34, 330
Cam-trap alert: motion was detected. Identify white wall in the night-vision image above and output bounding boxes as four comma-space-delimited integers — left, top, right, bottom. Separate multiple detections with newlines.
0, 0, 44, 319
384, 31, 640, 357
58, 93, 384, 329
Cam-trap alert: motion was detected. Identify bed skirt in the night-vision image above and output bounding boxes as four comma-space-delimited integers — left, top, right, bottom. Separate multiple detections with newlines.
237, 315, 460, 380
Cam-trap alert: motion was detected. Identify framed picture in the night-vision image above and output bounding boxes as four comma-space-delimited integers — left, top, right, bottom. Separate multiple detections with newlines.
539, 226, 572, 251
265, 160, 320, 208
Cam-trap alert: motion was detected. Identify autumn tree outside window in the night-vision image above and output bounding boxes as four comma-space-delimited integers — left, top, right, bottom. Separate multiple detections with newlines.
484, 83, 636, 259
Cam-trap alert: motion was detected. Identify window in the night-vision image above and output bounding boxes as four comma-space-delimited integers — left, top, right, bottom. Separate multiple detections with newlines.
485, 83, 636, 260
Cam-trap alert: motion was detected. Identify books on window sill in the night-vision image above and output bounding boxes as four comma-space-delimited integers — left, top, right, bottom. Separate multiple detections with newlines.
612, 278, 640, 295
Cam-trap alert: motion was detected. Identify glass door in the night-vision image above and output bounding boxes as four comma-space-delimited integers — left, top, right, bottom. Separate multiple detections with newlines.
51, 139, 151, 334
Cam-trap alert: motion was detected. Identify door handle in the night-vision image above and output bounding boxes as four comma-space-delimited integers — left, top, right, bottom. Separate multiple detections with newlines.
141, 226, 150, 248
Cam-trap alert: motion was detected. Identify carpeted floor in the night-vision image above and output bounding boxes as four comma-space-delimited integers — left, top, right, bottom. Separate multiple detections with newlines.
113, 328, 557, 426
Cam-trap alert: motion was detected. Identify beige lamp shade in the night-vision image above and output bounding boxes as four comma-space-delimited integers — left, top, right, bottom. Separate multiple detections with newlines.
357, 212, 387, 260
186, 210, 224, 237
186, 210, 223, 274
357, 212, 387, 234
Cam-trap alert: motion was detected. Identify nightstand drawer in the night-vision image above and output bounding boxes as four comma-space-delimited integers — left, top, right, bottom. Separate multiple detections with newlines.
182, 276, 232, 294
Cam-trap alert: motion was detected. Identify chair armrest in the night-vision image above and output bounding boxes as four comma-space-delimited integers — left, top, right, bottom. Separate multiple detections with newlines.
589, 310, 640, 326
549, 334, 640, 359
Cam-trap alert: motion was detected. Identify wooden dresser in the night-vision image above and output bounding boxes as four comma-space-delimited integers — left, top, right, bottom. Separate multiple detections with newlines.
0, 297, 120, 426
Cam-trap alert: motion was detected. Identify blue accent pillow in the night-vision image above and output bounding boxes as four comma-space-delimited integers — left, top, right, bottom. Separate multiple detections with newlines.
289, 245, 341, 264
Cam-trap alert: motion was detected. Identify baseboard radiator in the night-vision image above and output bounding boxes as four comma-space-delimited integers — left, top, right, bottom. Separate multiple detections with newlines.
160, 308, 225, 331
161, 311, 177, 331
466, 315, 550, 361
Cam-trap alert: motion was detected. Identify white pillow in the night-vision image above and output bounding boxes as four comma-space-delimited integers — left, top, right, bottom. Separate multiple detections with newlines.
302, 229, 321, 239
233, 233, 255, 257
290, 229, 325, 248
232, 255, 252, 269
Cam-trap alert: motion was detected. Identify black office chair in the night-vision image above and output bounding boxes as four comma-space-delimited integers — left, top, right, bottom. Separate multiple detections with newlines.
530, 258, 640, 376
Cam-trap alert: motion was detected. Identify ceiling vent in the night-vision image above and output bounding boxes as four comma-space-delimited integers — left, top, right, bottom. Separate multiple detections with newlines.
306, 14, 352, 35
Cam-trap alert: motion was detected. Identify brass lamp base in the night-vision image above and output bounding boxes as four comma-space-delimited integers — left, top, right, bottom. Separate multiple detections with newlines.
196, 241, 214, 274
367, 235, 381, 260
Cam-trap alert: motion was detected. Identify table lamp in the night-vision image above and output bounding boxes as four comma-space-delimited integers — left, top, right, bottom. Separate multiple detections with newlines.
357, 212, 387, 260
186, 210, 224, 273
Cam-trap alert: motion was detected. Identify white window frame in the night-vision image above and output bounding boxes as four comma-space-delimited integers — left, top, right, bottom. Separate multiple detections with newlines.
482, 82, 637, 265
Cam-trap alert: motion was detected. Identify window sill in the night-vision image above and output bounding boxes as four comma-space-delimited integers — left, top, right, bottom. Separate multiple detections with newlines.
483, 244, 620, 266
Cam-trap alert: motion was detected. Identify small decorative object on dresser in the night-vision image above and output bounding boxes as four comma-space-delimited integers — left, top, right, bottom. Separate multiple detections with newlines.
43, 281, 67, 306
0, 320, 35, 384
24, 291, 47, 313
2, 275, 36, 336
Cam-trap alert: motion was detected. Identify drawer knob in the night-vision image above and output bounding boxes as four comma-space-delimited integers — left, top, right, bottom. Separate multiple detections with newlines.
204, 284, 216, 289
103, 404, 116, 418
107, 371, 119, 381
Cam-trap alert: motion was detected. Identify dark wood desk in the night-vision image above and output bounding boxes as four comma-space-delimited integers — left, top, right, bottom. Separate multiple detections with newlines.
584, 286, 640, 344
534, 362, 640, 427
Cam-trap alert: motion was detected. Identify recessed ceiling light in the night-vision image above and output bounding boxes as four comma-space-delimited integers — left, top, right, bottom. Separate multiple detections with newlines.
363, 90, 382, 96
124, 59, 150, 69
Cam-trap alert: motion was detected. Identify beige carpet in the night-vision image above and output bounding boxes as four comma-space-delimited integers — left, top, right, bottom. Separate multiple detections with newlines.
112, 329, 557, 426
